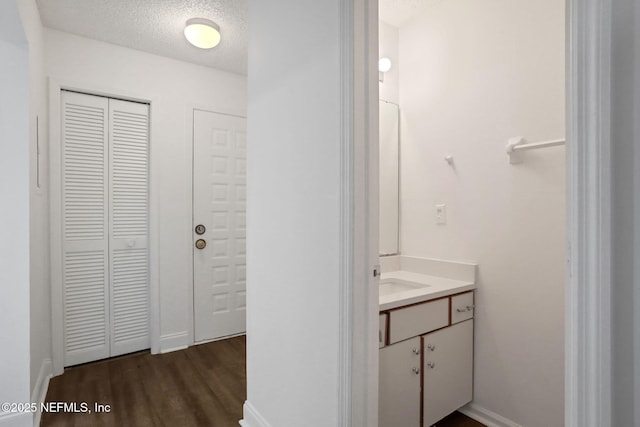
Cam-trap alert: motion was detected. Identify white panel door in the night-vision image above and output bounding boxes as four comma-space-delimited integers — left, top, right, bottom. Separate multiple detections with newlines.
193, 110, 247, 342
62, 91, 110, 366
108, 99, 150, 356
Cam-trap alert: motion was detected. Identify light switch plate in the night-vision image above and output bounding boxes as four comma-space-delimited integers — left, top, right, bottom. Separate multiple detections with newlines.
435, 204, 446, 225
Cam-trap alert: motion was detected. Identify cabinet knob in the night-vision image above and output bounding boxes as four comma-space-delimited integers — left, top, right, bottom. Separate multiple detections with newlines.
412, 348, 420, 355
427, 343, 435, 351
412, 367, 420, 375
427, 362, 435, 369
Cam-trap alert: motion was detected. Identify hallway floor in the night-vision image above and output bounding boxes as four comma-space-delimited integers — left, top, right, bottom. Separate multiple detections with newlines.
42, 335, 483, 426
42, 336, 246, 426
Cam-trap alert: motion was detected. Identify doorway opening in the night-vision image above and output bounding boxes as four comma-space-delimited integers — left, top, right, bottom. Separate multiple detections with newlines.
376, 1, 566, 425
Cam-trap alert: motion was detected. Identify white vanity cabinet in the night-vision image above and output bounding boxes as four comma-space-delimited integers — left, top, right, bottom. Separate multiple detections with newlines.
379, 291, 475, 427
379, 336, 421, 427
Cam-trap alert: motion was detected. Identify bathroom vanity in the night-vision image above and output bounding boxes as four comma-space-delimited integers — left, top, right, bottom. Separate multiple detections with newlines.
378, 256, 477, 427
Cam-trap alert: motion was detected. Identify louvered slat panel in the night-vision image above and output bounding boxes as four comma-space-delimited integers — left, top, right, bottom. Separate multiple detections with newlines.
111, 248, 149, 350
63, 99, 106, 241
63, 250, 107, 353
62, 91, 110, 367
111, 107, 148, 239
61, 93, 150, 364
109, 99, 150, 357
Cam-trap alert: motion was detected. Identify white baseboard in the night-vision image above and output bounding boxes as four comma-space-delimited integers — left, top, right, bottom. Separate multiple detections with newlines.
239, 401, 272, 427
0, 411, 32, 427
459, 403, 522, 427
194, 332, 246, 346
30, 358, 52, 427
159, 332, 189, 353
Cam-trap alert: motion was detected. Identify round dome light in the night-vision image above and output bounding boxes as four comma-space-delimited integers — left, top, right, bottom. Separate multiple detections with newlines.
184, 18, 221, 49
378, 57, 392, 72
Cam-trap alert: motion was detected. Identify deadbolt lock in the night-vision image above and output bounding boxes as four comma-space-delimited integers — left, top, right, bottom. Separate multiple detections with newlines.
195, 239, 206, 250
195, 224, 206, 235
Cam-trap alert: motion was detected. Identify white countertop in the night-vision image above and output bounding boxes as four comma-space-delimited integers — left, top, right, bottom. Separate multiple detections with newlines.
379, 270, 476, 311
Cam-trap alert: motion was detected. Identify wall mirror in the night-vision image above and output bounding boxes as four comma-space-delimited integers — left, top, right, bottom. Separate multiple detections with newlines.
379, 100, 399, 256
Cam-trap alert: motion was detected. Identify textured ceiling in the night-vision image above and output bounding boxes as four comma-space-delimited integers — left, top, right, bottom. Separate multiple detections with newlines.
379, 0, 441, 28
36, 0, 248, 75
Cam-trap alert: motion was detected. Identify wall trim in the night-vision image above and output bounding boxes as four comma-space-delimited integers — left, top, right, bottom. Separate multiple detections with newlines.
338, 0, 355, 424
48, 78, 63, 376
31, 358, 52, 427
159, 332, 189, 353
566, 0, 612, 426
239, 401, 272, 427
48, 77, 161, 373
459, 403, 522, 427
341, 0, 378, 425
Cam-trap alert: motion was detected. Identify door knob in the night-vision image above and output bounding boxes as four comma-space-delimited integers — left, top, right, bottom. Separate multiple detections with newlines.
195, 239, 206, 249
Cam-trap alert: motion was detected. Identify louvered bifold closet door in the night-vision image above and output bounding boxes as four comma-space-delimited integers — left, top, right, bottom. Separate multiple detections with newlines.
108, 99, 150, 356
62, 91, 110, 366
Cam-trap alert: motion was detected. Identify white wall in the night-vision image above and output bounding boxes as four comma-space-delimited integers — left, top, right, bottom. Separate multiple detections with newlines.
44, 29, 247, 354
244, 0, 355, 425
17, 0, 53, 407
611, 0, 640, 424
0, 2, 31, 426
379, 21, 399, 104
398, 1, 565, 426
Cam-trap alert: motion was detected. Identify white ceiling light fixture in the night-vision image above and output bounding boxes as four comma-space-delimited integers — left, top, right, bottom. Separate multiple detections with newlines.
378, 57, 392, 82
378, 57, 392, 72
184, 18, 221, 49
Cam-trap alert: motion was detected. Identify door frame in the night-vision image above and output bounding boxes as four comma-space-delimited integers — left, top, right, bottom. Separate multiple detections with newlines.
186, 105, 247, 347
565, 0, 613, 425
49, 78, 159, 375
359, 0, 613, 424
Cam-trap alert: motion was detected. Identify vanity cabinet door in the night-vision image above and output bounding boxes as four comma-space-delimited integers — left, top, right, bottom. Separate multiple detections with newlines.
379, 337, 421, 427
422, 319, 474, 427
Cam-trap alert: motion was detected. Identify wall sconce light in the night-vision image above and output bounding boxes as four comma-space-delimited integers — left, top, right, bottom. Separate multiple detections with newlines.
378, 57, 392, 82
184, 18, 221, 49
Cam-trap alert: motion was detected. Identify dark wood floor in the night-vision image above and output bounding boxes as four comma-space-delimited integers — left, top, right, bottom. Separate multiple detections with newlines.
42, 335, 482, 426
42, 336, 246, 427
434, 411, 486, 427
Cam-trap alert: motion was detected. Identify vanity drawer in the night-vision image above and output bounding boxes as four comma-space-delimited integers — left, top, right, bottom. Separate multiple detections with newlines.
379, 313, 388, 348
388, 298, 449, 344
451, 291, 474, 324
